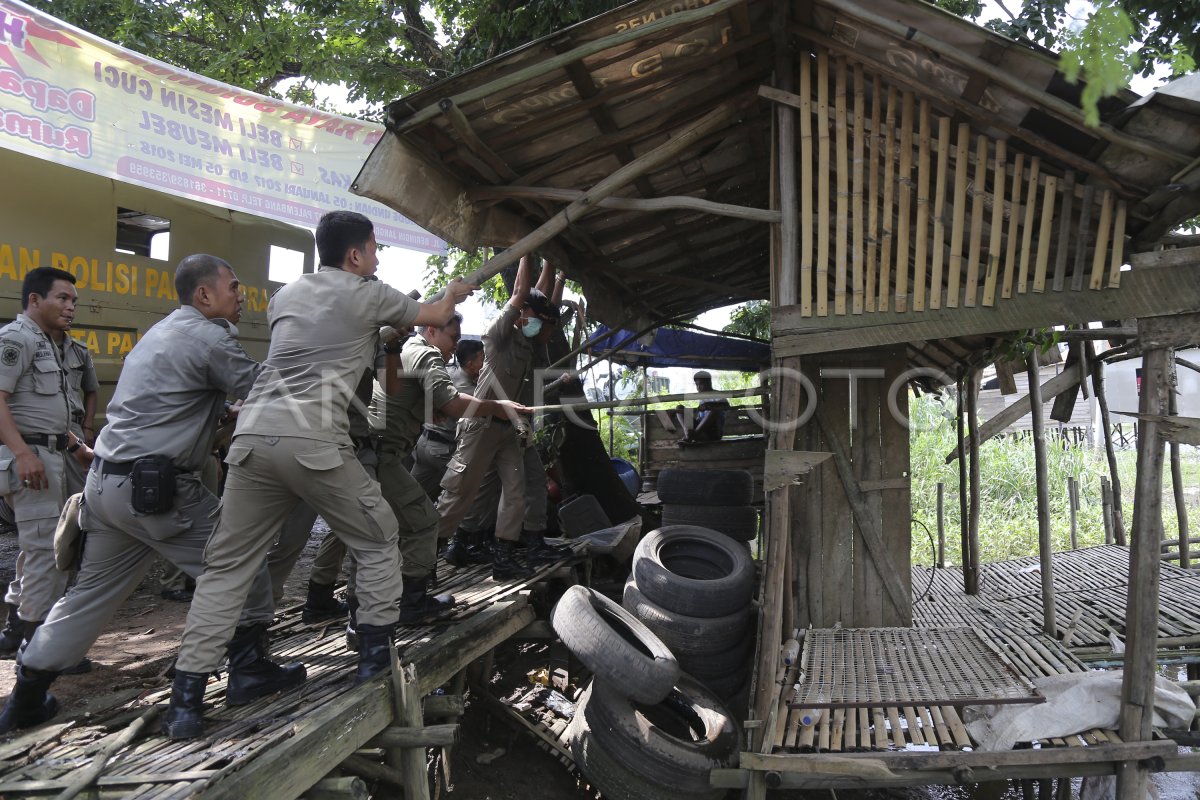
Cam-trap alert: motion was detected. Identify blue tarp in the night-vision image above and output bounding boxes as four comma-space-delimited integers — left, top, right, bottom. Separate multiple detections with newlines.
584, 325, 769, 372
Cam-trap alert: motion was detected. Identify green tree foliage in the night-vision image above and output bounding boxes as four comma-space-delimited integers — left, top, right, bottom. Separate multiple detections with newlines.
29, 0, 625, 107
723, 300, 770, 341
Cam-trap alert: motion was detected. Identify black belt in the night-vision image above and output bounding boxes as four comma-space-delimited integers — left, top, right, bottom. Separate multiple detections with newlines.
424, 428, 455, 445
22, 433, 69, 451
92, 457, 190, 477
93, 457, 135, 477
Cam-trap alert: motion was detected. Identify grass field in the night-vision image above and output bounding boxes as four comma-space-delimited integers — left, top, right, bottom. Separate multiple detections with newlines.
910, 392, 1200, 567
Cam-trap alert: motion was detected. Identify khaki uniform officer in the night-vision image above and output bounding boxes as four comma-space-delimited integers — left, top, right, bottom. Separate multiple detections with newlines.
409, 339, 482, 500
376, 314, 527, 624
57, 333, 97, 493
0, 268, 91, 660
0, 255, 301, 736
167, 210, 475, 740
437, 256, 569, 580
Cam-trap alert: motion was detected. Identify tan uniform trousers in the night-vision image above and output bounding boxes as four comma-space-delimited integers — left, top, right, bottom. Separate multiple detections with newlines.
465, 446, 547, 534
21, 465, 274, 673
3, 445, 70, 622
177, 435, 402, 674
436, 421, 525, 543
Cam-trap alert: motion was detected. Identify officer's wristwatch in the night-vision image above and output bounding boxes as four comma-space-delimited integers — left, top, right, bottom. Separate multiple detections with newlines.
67, 439, 82, 453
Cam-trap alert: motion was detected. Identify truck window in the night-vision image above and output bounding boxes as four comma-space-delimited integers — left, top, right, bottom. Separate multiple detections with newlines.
115, 208, 171, 261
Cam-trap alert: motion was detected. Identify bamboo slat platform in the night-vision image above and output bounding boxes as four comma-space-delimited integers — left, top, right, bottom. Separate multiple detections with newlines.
773, 625, 1124, 756
0, 546, 586, 799
912, 544, 1200, 650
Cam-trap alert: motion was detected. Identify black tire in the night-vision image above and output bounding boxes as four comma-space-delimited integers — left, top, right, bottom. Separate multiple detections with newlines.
623, 578, 749, 657
677, 627, 752, 681
550, 585, 679, 704
633, 526, 754, 618
661, 504, 759, 542
568, 682, 733, 800
656, 468, 753, 506
589, 672, 738, 797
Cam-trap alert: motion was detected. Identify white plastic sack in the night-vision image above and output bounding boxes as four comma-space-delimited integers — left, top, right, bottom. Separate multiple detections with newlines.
964, 671, 1195, 751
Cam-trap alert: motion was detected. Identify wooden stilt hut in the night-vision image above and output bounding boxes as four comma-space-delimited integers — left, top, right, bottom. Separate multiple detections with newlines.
352, 0, 1200, 796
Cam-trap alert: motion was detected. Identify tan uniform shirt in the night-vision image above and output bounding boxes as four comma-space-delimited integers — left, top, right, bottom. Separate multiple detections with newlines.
475, 305, 535, 405
376, 333, 458, 455
60, 335, 98, 430
0, 314, 69, 434
236, 267, 420, 444
97, 305, 261, 472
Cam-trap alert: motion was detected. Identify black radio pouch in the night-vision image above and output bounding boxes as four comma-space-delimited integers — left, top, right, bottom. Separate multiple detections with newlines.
130, 456, 177, 514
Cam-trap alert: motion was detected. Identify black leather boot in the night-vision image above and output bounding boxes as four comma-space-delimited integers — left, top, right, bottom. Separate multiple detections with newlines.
398, 575, 454, 625
301, 581, 347, 623
225, 623, 307, 707
520, 529, 573, 565
444, 529, 489, 568
0, 604, 22, 659
162, 669, 209, 740
491, 540, 534, 581
0, 666, 59, 734
354, 623, 396, 685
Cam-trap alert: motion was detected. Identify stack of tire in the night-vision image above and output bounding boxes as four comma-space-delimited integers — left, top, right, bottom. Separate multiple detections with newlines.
657, 468, 759, 545
552, 585, 738, 800
623, 525, 756, 702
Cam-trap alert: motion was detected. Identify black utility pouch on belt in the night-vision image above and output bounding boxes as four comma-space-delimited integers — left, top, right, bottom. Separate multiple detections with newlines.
130, 456, 177, 514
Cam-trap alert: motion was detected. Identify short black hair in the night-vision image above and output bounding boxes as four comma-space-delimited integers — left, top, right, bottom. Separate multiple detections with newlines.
525, 288, 560, 323
316, 211, 373, 267
22, 267, 75, 309
455, 338, 483, 364
175, 255, 232, 306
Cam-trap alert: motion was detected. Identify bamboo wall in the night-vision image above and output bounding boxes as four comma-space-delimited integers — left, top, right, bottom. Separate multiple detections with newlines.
788, 49, 1127, 318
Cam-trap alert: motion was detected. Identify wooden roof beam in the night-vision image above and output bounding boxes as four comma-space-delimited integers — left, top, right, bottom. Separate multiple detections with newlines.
467, 186, 779, 222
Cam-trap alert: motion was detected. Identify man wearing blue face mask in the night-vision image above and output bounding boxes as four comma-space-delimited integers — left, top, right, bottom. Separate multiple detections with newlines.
435, 255, 570, 581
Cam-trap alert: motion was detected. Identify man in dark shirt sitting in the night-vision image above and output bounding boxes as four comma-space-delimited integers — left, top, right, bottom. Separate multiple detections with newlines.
671, 370, 729, 444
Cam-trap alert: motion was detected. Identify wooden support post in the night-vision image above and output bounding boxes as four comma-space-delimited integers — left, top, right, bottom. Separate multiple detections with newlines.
1067, 476, 1079, 550
1116, 345, 1171, 800
1089, 347, 1128, 545
1027, 350, 1057, 638
1170, 384, 1191, 569
957, 377, 976, 594
967, 370, 982, 594
1102, 476, 1115, 545
936, 482, 946, 567
389, 655, 431, 800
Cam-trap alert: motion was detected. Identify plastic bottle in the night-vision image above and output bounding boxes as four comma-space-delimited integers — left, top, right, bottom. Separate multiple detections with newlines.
781, 638, 800, 666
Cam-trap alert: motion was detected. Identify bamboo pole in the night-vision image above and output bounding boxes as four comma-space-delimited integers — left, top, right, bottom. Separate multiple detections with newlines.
1018, 158, 1041, 294
1053, 171, 1076, 292
965, 135, 987, 307
778, 51, 799, 309
1109, 200, 1127, 288
390, 657, 430, 800
468, 186, 782, 222
1090, 189, 1115, 290
982, 138, 1006, 307
54, 707, 159, 800
851, 63, 865, 315
866, 75, 882, 312
1102, 476, 1115, 545
957, 378, 971, 591
929, 117, 950, 310
800, 54, 814, 317
879, 85, 897, 311
1002, 153, 1024, 300
1116, 345, 1170, 800
894, 91, 914, 312
1026, 349, 1057, 638
967, 369, 982, 595
834, 57, 850, 315
1170, 375, 1190, 568
936, 481, 946, 567
1068, 476, 1079, 550
817, 50, 831, 317
1090, 346, 1128, 545
947, 123, 969, 308
1033, 175, 1057, 293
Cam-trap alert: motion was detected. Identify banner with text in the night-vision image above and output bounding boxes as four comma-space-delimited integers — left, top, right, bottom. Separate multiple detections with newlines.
0, 0, 443, 253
